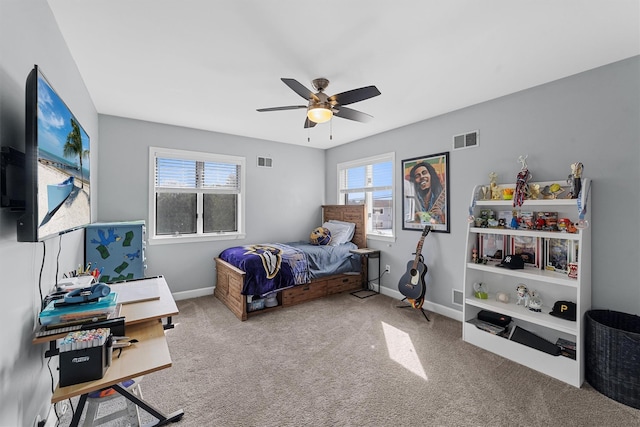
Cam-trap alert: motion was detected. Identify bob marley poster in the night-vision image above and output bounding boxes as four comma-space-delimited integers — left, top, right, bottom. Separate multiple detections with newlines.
402, 152, 450, 233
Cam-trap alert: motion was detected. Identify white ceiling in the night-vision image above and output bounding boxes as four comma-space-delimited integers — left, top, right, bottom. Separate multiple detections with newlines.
47, 0, 639, 149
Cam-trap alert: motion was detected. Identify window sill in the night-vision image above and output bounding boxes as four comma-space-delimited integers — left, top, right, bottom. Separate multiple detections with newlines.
366, 233, 395, 243
148, 233, 246, 246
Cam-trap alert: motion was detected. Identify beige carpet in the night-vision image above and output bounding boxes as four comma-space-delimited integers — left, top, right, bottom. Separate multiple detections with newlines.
59, 292, 640, 426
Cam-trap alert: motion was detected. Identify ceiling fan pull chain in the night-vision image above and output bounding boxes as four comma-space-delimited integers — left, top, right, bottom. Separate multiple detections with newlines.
330, 118, 333, 140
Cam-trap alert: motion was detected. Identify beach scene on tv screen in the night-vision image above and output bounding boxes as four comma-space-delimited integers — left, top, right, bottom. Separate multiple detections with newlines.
36, 74, 90, 239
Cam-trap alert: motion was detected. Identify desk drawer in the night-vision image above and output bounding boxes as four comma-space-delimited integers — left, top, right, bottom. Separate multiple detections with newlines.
282, 281, 327, 306
327, 275, 361, 294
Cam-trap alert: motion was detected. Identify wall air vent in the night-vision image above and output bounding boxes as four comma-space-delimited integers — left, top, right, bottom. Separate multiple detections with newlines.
257, 156, 273, 168
453, 130, 479, 150
452, 289, 464, 306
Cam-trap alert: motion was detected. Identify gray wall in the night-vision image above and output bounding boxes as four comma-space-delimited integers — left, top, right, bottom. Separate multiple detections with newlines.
97, 115, 326, 293
326, 56, 640, 316
0, 1, 99, 425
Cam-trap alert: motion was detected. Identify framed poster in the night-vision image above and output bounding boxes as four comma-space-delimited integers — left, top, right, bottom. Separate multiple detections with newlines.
511, 236, 541, 268
402, 152, 450, 233
479, 234, 506, 261
545, 238, 571, 273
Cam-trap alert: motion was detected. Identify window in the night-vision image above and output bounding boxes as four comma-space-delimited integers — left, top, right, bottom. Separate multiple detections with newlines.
337, 153, 394, 240
149, 147, 245, 244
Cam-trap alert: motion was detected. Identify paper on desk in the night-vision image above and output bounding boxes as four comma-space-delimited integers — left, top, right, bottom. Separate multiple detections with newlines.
108, 281, 160, 304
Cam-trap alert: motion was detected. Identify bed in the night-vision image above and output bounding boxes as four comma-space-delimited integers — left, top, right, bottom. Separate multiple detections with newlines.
214, 205, 367, 320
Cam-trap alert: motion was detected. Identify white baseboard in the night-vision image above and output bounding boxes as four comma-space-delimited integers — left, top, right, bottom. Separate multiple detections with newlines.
378, 286, 463, 322
172, 287, 214, 301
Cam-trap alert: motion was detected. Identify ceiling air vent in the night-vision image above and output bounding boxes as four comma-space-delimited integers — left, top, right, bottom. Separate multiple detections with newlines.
257, 156, 273, 168
453, 130, 479, 150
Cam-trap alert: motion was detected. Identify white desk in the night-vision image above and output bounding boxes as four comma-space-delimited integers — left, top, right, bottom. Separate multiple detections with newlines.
38, 276, 183, 426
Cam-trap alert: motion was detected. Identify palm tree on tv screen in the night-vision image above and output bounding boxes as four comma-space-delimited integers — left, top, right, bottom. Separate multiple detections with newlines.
63, 117, 89, 189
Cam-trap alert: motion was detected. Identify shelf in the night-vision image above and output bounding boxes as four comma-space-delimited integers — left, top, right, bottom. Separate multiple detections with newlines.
466, 262, 578, 287
475, 198, 578, 207
463, 323, 580, 387
464, 178, 590, 387
465, 297, 578, 335
469, 227, 582, 241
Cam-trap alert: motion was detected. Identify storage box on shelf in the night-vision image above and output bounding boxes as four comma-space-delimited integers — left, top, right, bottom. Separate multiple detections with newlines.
85, 220, 146, 283
462, 179, 591, 387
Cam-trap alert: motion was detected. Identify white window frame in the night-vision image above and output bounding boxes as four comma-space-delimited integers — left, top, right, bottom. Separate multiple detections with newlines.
148, 146, 246, 245
337, 152, 395, 242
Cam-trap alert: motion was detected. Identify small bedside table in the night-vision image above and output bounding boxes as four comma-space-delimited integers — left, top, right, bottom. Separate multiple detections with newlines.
349, 248, 381, 298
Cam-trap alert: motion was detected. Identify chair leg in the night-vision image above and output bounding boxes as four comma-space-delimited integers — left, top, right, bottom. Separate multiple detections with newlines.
81, 379, 143, 427
82, 400, 99, 427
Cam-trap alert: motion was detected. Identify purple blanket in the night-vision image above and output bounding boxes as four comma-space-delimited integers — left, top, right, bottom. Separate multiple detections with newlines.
219, 243, 310, 296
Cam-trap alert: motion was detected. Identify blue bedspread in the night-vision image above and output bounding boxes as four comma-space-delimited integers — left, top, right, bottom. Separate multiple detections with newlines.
286, 241, 360, 279
218, 241, 360, 296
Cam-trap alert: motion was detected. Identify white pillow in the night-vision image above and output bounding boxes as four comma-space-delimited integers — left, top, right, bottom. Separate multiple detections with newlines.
328, 219, 356, 242
322, 221, 351, 246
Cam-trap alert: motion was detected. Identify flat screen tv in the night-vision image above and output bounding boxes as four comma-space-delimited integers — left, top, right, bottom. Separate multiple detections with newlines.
18, 65, 91, 242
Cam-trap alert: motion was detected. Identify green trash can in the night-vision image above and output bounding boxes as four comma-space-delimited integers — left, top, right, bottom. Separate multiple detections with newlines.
585, 310, 640, 409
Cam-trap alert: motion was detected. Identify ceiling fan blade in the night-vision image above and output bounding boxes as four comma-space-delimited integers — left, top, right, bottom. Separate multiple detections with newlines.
328, 86, 381, 106
333, 106, 373, 122
257, 105, 306, 112
282, 78, 320, 102
304, 117, 317, 128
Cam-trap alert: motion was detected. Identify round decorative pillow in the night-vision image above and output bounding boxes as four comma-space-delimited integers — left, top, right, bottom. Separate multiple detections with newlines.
310, 226, 332, 245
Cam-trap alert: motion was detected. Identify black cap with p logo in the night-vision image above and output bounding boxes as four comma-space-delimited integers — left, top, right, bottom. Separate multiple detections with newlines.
550, 300, 577, 321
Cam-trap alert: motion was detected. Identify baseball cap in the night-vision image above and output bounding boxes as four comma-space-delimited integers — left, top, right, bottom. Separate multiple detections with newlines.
550, 301, 577, 321
496, 254, 525, 270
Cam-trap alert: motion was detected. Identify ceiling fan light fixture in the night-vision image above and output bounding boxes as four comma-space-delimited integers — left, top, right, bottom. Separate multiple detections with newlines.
307, 103, 333, 124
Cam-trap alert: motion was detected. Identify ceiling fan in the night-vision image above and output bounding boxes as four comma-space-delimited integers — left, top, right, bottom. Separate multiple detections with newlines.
257, 78, 381, 128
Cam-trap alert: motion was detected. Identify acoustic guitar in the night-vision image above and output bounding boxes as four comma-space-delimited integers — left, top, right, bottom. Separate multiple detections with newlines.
398, 225, 431, 303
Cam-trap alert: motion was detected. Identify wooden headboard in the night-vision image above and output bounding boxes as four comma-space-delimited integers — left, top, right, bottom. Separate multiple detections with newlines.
322, 205, 367, 249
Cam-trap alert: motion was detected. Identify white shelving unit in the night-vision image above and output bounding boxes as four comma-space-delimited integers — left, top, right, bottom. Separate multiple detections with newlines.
462, 179, 591, 387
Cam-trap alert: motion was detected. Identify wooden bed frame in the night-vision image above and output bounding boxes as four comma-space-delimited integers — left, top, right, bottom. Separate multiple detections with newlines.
214, 205, 367, 320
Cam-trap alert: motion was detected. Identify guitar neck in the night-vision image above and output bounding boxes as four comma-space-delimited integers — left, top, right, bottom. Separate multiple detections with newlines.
411, 237, 426, 269
411, 226, 430, 269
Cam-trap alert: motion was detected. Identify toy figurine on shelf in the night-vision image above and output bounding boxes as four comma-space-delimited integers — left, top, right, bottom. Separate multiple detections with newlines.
472, 248, 479, 264
513, 155, 532, 207
567, 162, 583, 199
516, 284, 530, 307
541, 183, 564, 199
528, 290, 542, 312
558, 218, 571, 232
510, 211, 520, 229
527, 183, 541, 199
480, 185, 489, 200
489, 172, 501, 200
